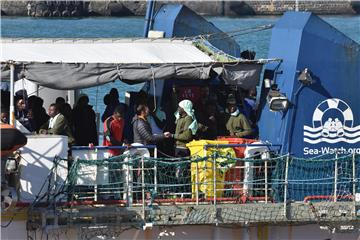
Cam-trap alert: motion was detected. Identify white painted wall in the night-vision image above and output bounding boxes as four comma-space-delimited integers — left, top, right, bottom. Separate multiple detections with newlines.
18, 135, 68, 202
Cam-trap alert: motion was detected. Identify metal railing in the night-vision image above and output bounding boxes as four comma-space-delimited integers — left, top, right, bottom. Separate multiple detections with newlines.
63, 146, 359, 220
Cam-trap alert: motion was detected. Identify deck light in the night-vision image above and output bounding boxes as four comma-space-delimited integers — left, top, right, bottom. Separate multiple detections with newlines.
298, 68, 313, 85
267, 87, 289, 112
264, 78, 272, 88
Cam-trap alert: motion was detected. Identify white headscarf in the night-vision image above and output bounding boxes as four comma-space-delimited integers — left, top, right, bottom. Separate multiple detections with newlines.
175, 99, 198, 135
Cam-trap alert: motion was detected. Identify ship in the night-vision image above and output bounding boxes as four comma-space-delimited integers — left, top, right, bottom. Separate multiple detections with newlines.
1, 1, 359, 239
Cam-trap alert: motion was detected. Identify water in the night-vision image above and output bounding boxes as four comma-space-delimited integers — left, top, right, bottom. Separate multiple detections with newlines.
1, 15, 359, 114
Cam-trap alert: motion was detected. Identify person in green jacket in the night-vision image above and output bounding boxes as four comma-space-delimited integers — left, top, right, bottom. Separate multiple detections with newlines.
166, 99, 198, 157
165, 99, 198, 194
225, 94, 253, 138
39, 103, 75, 145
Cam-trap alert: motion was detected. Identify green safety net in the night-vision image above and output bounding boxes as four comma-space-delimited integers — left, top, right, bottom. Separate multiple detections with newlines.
59, 152, 360, 204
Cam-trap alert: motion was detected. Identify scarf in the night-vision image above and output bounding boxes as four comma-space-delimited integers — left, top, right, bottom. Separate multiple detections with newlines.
175, 99, 198, 135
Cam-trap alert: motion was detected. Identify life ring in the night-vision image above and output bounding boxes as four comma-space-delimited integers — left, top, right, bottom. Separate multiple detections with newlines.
1, 124, 27, 157
312, 98, 353, 129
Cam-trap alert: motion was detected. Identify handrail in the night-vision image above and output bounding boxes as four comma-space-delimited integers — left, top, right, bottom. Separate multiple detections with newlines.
303, 195, 354, 203
71, 145, 157, 150
72, 144, 280, 150
204, 143, 282, 149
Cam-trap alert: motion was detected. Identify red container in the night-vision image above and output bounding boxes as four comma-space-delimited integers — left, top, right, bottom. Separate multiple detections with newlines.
224, 161, 244, 196
218, 137, 257, 196
217, 137, 257, 158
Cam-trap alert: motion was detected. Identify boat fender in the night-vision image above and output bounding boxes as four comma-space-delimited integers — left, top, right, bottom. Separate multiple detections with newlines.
0, 124, 27, 158
1, 187, 17, 212
244, 141, 270, 159
124, 143, 151, 158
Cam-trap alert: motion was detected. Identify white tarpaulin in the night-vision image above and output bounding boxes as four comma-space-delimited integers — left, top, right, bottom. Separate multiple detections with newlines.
0, 39, 214, 63
1, 38, 264, 90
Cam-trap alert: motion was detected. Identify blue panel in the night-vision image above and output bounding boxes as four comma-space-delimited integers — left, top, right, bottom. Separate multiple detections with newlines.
258, 11, 360, 158
258, 12, 310, 154
152, 4, 240, 57
152, 4, 182, 38
258, 12, 360, 201
291, 14, 360, 158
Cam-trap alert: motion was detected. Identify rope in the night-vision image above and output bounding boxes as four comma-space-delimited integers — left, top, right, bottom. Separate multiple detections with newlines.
150, 65, 157, 113
95, 85, 99, 113
207, 24, 274, 41
184, 24, 274, 41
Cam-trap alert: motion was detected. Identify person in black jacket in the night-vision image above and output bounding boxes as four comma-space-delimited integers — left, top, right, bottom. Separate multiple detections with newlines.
72, 95, 98, 146
132, 104, 170, 145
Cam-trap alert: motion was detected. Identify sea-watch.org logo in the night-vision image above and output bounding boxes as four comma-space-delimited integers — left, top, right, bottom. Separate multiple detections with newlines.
303, 98, 360, 155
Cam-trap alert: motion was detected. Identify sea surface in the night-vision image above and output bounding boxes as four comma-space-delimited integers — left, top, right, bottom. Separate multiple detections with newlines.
1, 15, 359, 115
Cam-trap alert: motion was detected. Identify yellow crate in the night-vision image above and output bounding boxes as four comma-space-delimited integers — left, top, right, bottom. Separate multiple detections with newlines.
186, 140, 236, 198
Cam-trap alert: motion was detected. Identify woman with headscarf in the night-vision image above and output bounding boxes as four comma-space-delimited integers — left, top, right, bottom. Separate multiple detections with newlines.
166, 99, 198, 157
164, 99, 198, 194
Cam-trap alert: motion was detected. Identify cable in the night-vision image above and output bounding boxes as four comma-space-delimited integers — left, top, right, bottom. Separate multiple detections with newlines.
1, 204, 28, 228
207, 24, 274, 41
1, 216, 14, 228
184, 24, 274, 41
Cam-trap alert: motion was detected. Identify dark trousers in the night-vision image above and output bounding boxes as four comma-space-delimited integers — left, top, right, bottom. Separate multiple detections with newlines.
174, 147, 191, 196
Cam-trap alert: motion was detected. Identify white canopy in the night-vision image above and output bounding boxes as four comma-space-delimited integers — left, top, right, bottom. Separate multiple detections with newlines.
1, 38, 263, 90
1, 38, 213, 64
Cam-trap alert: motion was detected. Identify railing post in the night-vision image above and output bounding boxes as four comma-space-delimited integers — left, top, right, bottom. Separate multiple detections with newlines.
334, 153, 338, 202
213, 152, 217, 206
9, 63, 15, 126
154, 147, 158, 194
283, 154, 289, 217
352, 153, 356, 198
141, 157, 145, 220
352, 152, 356, 217
124, 154, 133, 207
204, 145, 207, 198
195, 159, 199, 205
264, 159, 268, 204
126, 158, 130, 206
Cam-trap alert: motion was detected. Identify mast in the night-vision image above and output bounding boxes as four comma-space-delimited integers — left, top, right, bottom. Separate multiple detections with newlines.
143, 0, 155, 37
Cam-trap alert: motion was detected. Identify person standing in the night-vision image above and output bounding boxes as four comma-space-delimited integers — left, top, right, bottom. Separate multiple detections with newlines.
39, 103, 75, 145
103, 105, 126, 156
164, 99, 198, 194
132, 104, 168, 146
225, 94, 253, 138
166, 99, 198, 157
102, 88, 127, 123
15, 96, 34, 132
73, 94, 98, 146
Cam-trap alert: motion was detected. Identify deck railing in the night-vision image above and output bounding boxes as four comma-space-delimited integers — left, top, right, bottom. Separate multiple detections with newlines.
24, 146, 360, 233
62, 146, 360, 210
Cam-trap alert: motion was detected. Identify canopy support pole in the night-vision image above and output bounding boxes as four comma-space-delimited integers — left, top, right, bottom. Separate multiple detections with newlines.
67, 90, 73, 105
9, 63, 15, 126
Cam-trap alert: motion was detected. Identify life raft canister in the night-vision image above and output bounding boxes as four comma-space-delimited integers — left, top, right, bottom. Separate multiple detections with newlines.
1, 123, 27, 157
